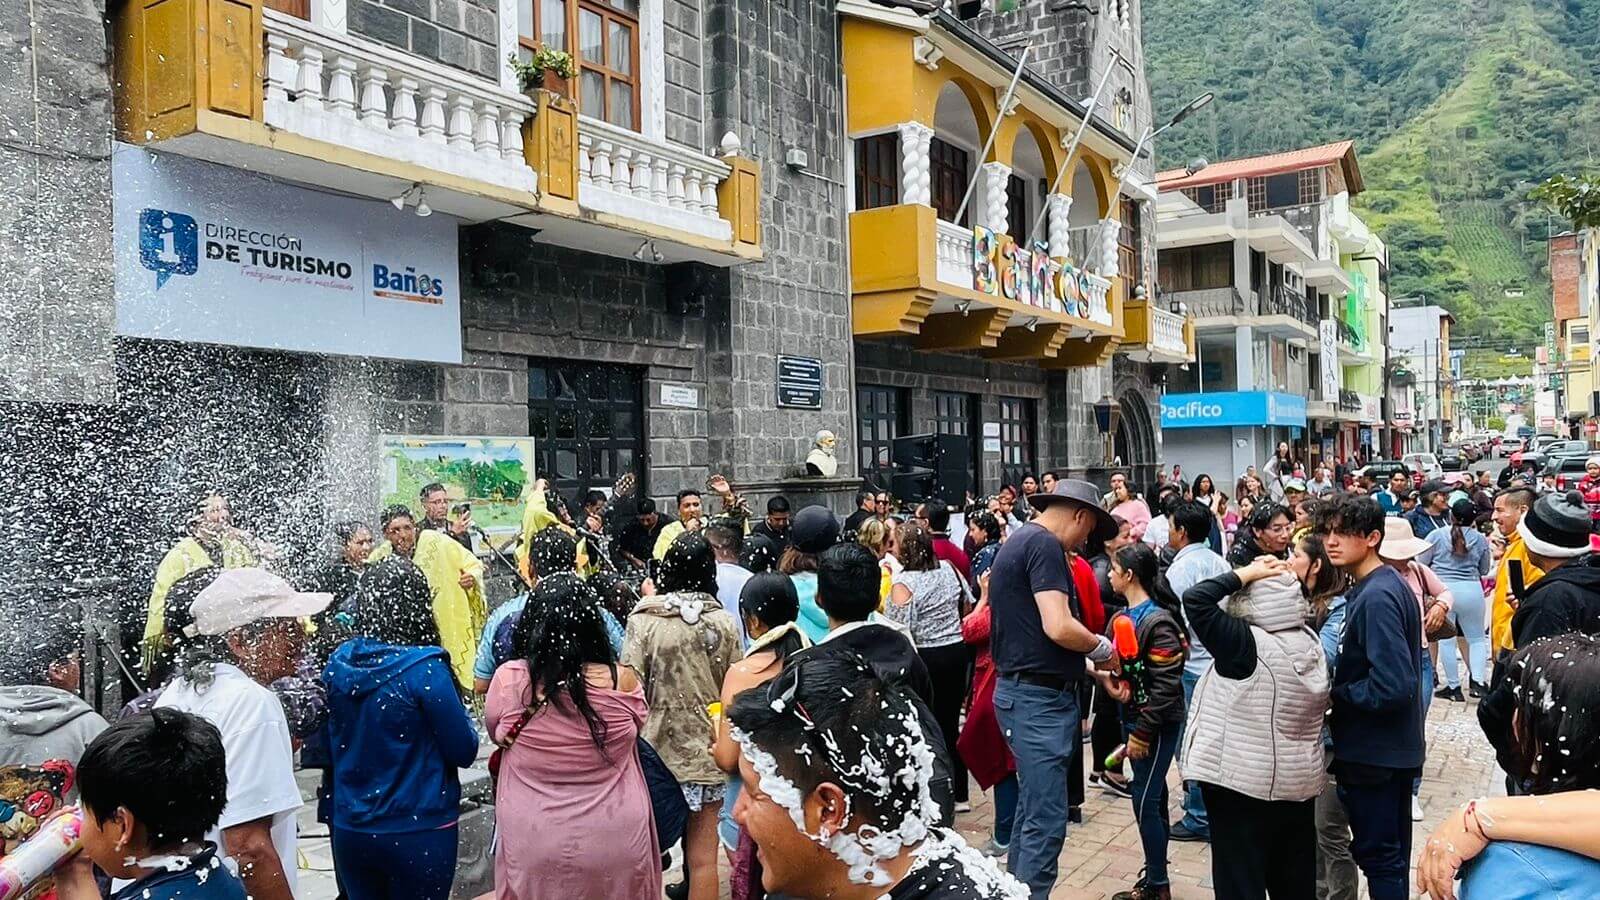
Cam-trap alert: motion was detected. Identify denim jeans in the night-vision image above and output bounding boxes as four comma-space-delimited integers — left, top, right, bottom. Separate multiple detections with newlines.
994, 676, 1081, 900
1129, 722, 1181, 887
1177, 668, 1208, 835
1337, 766, 1415, 900
1415, 647, 1433, 798
1437, 577, 1489, 688
993, 773, 1019, 846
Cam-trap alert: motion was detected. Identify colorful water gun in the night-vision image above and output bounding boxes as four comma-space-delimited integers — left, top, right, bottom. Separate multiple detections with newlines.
0, 807, 81, 899
1111, 613, 1148, 708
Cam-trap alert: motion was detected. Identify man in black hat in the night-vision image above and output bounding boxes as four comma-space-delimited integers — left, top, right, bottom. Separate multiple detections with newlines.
1406, 481, 1450, 538
1479, 490, 1600, 789
985, 478, 1120, 900
1504, 490, 1600, 647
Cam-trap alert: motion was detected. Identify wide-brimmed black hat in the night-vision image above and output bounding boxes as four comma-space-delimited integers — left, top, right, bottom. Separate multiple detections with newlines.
1026, 478, 1119, 542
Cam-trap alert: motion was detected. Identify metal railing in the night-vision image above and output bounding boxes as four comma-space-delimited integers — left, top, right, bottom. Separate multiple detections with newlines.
1166, 286, 1251, 319
1263, 285, 1314, 325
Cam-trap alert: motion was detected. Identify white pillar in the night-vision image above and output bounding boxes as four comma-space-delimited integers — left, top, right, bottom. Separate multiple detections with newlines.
896, 122, 934, 207
1098, 217, 1121, 278
978, 161, 1012, 234
1046, 193, 1073, 259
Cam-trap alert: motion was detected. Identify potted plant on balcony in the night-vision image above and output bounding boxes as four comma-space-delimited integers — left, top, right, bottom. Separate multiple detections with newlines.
509, 47, 577, 98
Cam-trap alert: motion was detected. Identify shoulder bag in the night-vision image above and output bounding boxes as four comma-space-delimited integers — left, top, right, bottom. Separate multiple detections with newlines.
1415, 569, 1458, 641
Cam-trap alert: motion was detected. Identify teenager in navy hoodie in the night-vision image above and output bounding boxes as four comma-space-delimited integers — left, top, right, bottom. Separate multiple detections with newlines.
324, 557, 480, 899
1317, 496, 1424, 900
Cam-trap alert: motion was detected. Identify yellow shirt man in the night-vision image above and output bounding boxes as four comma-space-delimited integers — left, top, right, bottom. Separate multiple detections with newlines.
1491, 530, 1542, 653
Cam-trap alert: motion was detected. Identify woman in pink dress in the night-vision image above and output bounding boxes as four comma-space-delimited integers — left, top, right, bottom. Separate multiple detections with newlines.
486, 575, 660, 899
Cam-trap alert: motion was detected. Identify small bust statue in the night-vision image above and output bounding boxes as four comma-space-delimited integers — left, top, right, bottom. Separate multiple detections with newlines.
805, 429, 839, 477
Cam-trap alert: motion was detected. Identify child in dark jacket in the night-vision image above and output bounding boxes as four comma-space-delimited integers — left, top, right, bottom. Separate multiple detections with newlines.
57, 708, 246, 900
1096, 543, 1187, 900
323, 557, 480, 900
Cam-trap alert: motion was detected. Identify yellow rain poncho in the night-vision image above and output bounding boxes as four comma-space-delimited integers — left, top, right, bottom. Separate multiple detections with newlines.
370, 530, 485, 690
141, 536, 256, 672
514, 487, 589, 582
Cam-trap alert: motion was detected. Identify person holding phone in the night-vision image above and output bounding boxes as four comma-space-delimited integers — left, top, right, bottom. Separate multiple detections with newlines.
419, 482, 473, 551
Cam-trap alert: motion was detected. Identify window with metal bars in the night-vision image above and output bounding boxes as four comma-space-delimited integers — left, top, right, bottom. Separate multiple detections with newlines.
1246, 177, 1266, 212
854, 134, 899, 211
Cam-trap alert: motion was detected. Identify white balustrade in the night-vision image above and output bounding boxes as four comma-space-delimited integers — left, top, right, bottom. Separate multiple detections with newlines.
1083, 272, 1113, 326
935, 219, 975, 291
262, 8, 536, 194
576, 116, 733, 242
1148, 306, 1189, 356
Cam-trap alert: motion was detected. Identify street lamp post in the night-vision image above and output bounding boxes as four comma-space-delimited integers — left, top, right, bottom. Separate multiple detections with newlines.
1081, 93, 1215, 272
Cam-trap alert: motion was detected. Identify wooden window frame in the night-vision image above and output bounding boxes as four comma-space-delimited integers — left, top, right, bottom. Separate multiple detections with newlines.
929, 137, 971, 227
521, 0, 641, 131
933, 391, 980, 498
1118, 196, 1142, 298
858, 385, 908, 483
997, 397, 1036, 490
854, 133, 900, 211
1005, 174, 1028, 241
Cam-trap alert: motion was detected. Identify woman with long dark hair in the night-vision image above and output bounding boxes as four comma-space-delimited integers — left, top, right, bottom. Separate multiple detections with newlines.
324, 556, 480, 899
623, 533, 740, 900
1423, 498, 1493, 698
488, 575, 658, 899
886, 522, 974, 811
1097, 542, 1188, 900
713, 573, 812, 899
1418, 634, 1600, 898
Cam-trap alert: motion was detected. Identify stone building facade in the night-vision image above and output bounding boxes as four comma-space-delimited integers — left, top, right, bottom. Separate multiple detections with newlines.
1, 0, 1179, 600
0, 0, 115, 405
964, 0, 1170, 488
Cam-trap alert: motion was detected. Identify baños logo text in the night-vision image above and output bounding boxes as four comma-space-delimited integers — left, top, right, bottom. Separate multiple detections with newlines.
372, 264, 447, 305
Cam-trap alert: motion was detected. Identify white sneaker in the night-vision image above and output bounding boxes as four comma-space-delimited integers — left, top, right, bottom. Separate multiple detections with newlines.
1411, 797, 1424, 822
954, 801, 973, 814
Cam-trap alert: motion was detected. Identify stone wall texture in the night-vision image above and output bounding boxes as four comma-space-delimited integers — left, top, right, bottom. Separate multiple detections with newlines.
350, 0, 501, 80
0, 0, 115, 404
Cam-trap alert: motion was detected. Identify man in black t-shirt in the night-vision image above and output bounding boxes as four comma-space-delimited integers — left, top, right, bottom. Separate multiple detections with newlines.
841, 488, 877, 541
725, 650, 1027, 899
987, 478, 1121, 900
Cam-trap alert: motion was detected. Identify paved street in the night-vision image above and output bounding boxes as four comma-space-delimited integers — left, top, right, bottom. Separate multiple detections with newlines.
293, 683, 1502, 900
947, 688, 1502, 899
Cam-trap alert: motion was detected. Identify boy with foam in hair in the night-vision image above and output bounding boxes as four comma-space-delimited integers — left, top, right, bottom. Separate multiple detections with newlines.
727, 649, 1026, 899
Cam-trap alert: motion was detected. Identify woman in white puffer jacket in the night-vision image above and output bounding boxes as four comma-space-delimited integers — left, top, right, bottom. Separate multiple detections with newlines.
1180, 555, 1330, 900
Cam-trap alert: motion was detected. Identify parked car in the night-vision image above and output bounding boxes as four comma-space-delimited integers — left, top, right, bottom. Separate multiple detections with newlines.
1515, 439, 1589, 474
1439, 446, 1467, 471
1464, 443, 1483, 463
1542, 454, 1595, 491
1499, 437, 1524, 458
1359, 460, 1423, 487
1403, 452, 1443, 480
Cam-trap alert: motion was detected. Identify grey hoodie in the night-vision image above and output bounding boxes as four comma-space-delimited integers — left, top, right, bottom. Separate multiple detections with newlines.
0, 686, 110, 800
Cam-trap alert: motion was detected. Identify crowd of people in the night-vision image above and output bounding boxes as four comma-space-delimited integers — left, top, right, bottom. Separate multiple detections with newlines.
4, 450, 1600, 900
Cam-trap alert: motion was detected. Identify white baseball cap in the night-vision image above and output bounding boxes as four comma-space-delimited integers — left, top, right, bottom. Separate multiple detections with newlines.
189, 568, 333, 636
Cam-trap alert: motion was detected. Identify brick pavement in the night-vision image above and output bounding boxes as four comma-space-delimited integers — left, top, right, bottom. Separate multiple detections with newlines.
299, 679, 1502, 899
946, 691, 1504, 899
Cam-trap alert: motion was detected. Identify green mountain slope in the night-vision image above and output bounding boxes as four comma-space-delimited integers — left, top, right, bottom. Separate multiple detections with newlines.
1144, 0, 1600, 347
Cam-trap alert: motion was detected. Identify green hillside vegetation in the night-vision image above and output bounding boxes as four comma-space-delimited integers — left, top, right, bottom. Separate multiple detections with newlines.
1144, 0, 1600, 358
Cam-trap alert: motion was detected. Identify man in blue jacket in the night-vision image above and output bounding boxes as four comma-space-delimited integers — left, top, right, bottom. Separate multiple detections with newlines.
1318, 495, 1424, 900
